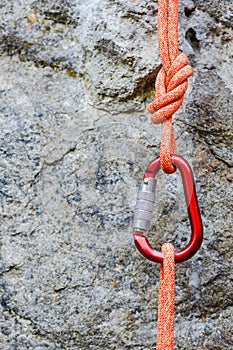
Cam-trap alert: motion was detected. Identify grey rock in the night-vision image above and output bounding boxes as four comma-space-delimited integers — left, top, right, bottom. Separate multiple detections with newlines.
0, 0, 232, 349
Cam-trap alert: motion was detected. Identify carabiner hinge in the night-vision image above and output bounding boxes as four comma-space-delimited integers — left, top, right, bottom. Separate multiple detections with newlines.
133, 177, 157, 232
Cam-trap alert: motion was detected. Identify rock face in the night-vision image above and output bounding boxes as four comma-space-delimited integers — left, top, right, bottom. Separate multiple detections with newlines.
0, 0, 232, 349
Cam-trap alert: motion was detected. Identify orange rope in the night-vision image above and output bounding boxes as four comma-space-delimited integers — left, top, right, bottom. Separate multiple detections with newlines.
148, 0, 193, 174
156, 243, 175, 350
148, 1, 191, 347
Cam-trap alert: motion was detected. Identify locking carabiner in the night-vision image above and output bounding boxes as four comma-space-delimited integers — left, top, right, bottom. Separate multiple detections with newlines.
133, 155, 203, 263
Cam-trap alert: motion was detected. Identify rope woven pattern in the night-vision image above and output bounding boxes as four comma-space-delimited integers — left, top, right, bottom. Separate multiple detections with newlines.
148, 0, 193, 174
156, 243, 175, 350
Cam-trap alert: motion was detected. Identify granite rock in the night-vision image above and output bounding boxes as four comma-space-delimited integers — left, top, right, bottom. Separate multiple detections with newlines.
0, 0, 232, 349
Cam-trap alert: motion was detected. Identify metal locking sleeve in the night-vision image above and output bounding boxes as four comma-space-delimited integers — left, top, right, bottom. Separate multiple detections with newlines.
133, 177, 156, 232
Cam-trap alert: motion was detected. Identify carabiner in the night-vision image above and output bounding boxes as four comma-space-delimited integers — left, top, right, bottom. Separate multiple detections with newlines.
133, 155, 203, 263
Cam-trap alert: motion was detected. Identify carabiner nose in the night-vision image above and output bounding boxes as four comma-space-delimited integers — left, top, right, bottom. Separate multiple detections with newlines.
133, 155, 203, 263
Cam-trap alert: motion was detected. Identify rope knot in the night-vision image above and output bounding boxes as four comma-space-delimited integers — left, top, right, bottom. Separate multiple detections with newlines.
147, 53, 193, 174
148, 53, 193, 124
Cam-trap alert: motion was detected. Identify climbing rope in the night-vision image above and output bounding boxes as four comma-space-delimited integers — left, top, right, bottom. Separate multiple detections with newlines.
148, 0, 193, 174
133, 1, 203, 349
151, 0, 193, 347
150, 0, 193, 347
156, 244, 175, 350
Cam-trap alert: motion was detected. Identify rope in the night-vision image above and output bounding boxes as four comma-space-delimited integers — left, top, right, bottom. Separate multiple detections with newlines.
156, 243, 175, 350
148, 0, 193, 174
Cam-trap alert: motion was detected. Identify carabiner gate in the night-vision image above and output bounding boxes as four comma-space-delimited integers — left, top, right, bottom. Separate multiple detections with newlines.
133, 155, 203, 263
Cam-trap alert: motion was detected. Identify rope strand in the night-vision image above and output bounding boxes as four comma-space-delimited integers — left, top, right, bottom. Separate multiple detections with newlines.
156, 243, 175, 350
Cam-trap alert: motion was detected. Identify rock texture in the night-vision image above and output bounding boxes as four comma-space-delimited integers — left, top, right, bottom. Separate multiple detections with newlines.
0, 0, 232, 349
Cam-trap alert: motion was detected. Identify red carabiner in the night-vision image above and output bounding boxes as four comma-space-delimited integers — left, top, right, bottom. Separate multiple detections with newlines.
133, 155, 203, 263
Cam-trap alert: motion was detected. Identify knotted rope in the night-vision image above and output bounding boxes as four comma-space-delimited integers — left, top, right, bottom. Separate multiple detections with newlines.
150, 1, 192, 348
148, 0, 193, 174
156, 243, 175, 350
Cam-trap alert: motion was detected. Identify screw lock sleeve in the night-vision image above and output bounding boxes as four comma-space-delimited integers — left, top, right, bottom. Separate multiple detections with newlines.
133, 178, 156, 232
